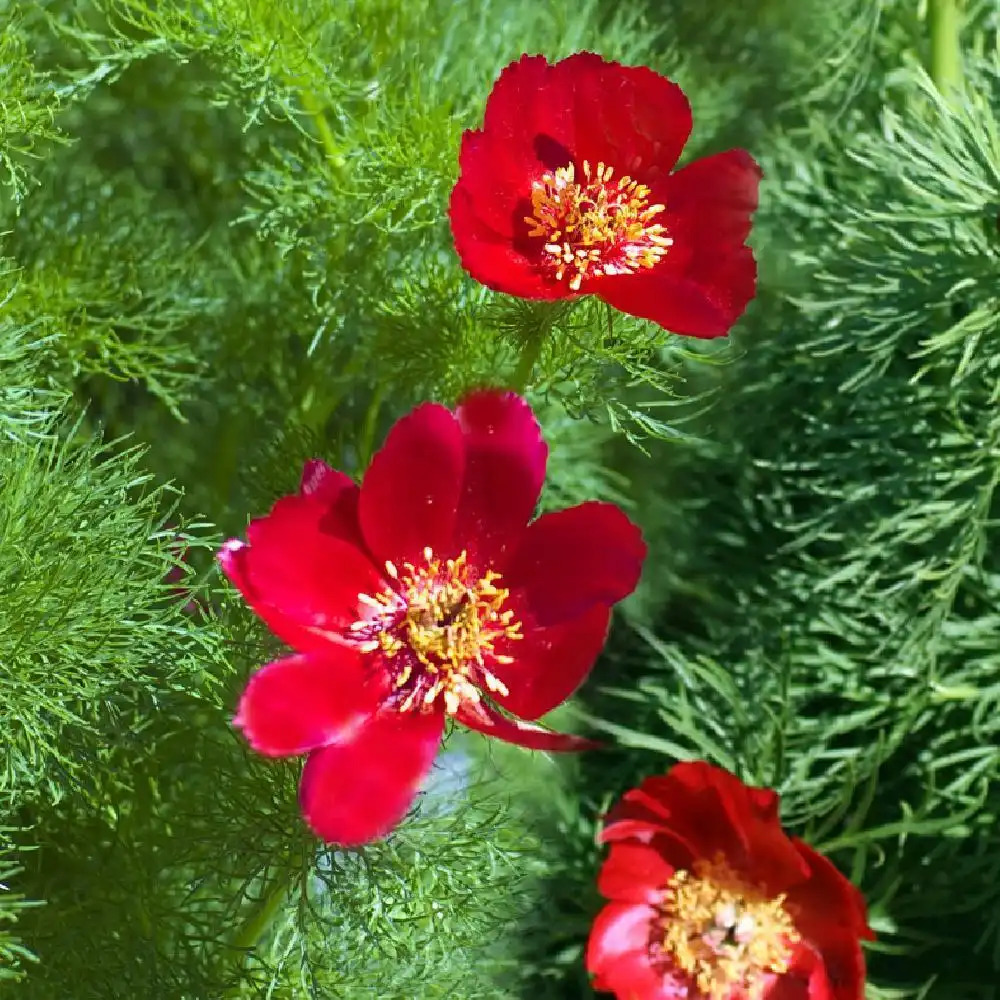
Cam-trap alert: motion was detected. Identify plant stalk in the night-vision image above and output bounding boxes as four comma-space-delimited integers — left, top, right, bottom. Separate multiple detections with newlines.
509, 301, 571, 393
510, 333, 545, 394
221, 863, 295, 996
928, 0, 964, 97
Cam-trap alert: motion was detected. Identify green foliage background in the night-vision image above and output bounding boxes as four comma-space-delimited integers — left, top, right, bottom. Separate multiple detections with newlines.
2, 0, 999, 996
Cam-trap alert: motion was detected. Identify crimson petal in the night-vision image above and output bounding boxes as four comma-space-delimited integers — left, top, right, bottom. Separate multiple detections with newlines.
766, 942, 837, 1000
299, 459, 354, 502
597, 243, 757, 339
299, 709, 445, 846
482, 53, 576, 176
597, 840, 673, 905
449, 183, 559, 298
595, 149, 761, 338
453, 389, 548, 569
359, 403, 465, 568
234, 651, 375, 757
790, 840, 876, 943
504, 501, 645, 626
564, 52, 693, 182
586, 902, 661, 996
238, 494, 382, 638
666, 148, 762, 248
452, 130, 520, 238
299, 458, 365, 548
489, 601, 610, 719
455, 698, 597, 751
219, 533, 375, 656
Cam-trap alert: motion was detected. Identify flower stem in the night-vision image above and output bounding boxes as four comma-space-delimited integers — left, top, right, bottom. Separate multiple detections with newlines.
928, 0, 964, 97
221, 863, 295, 995
510, 334, 544, 394
510, 301, 568, 393
298, 86, 343, 167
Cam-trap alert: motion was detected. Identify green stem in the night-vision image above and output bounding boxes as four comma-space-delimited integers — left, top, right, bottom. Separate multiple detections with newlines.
928, 0, 964, 97
509, 301, 569, 393
510, 334, 544, 394
299, 87, 343, 167
222, 864, 294, 995
359, 383, 386, 467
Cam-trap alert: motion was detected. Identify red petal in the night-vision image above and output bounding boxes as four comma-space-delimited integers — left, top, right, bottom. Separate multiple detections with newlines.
589, 947, 665, 1000
503, 501, 646, 626
482, 54, 576, 176
586, 901, 657, 984
219, 529, 376, 656
452, 130, 520, 238
489, 600, 610, 719
299, 709, 445, 846
597, 148, 761, 337
232, 495, 382, 642
234, 651, 376, 756
560, 52, 693, 182
598, 244, 757, 338
359, 403, 465, 568
299, 459, 366, 549
448, 54, 584, 299
786, 842, 873, 1000
453, 389, 548, 568
449, 181, 563, 298
600, 764, 753, 853
455, 698, 597, 751
218, 539, 304, 647
790, 840, 875, 942
766, 942, 837, 1000
600, 763, 810, 894
597, 841, 673, 905
667, 148, 762, 248
299, 459, 353, 501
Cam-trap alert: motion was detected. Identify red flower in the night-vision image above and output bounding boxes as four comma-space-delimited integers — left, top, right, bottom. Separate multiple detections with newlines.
587, 762, 874, 1000
449, 52, 761, 338
219, 390, 645, 846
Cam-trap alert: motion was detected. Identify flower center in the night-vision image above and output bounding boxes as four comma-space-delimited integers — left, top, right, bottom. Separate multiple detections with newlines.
655, 856, 800, 1000
524, 159, 672, 291
352, 548, 520, 715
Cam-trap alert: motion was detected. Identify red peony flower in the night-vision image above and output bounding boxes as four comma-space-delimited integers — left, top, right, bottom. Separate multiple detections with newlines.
219, 390, 645, 846
587, 762, 874, 1000
449, 52, 761, 338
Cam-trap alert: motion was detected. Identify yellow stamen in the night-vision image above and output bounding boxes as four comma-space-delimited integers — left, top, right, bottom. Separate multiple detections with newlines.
524, 159, 672, 289
354, 550, 520, 715
660, 855, 799, 1000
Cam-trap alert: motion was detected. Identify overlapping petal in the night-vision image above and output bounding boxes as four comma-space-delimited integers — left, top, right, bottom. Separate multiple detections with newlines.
504, 501, 647, 626
218, 497, 382, 655
453, 389, 548, 567
597, 245, 757, 338
455, 698, 598, 752
299, 458, 367, 549
562, 52, 692, 181
596, 841, 672, 905
299, 709, 445, 846
586, 903, 661, 999
359, 402, 465, 567
666, 149, 762, 249
489, 600, 610, 719
449, 182, 559, 297
234, 651, 376, 757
